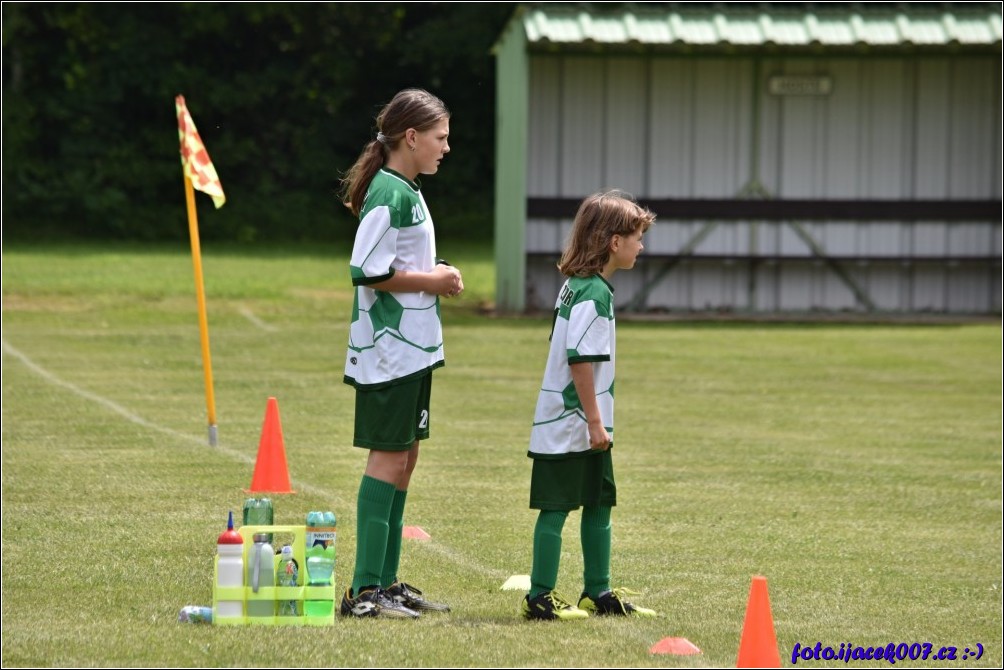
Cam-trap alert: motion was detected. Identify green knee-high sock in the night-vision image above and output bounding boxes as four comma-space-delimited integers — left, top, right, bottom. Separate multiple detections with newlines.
352, 475, 397, 593
581, 505, 611, 598
530, 510, 568, 597
380, 488, 408, 588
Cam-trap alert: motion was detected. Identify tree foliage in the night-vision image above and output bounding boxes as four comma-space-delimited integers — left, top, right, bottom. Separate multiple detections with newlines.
2, 2, 516, 242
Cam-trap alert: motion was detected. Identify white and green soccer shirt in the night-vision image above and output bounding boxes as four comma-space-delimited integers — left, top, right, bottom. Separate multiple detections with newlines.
529, 274, 616, 458
343, 168, 444, 390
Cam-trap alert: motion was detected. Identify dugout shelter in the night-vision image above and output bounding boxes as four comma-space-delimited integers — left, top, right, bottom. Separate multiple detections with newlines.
492, 2, 1003, 315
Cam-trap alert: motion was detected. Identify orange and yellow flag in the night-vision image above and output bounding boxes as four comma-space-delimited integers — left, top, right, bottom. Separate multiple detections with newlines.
175, 95, 226, 208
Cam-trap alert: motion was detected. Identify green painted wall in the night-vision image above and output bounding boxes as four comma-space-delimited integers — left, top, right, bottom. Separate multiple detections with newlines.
492, 10, 529, 313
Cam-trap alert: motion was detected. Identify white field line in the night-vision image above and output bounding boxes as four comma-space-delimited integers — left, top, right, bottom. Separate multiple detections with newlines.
238, 305, 278, 332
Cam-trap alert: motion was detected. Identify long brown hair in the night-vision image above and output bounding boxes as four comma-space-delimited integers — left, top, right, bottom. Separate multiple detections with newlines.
338, 88, 450, 217
557, 190, 655, 277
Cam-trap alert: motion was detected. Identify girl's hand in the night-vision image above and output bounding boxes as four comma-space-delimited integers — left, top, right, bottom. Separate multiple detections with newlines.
588, 419, 611, 451
432, 264, 464, 298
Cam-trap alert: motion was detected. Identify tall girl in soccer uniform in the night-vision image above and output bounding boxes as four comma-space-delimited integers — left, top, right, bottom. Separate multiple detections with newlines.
522, 190, 658, 621
338, 88, 462, 619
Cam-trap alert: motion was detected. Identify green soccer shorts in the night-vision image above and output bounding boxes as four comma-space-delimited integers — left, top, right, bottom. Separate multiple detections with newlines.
353, 373, 433, 451
529, 449, 617, 511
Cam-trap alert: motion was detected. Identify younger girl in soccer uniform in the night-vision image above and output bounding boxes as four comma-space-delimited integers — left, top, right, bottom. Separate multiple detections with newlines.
522, 190, 658, 621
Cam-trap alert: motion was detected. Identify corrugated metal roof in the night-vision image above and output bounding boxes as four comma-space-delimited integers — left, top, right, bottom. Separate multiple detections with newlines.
521, 4, 1003, 51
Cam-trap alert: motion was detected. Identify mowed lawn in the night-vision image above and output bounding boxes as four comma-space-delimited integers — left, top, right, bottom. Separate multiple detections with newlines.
2, 242, 1000, 667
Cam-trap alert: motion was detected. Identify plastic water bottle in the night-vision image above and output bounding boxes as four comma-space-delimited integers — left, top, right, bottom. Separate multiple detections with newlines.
178, 605, 213, 623
304, 510, 336, 617
276, 544, 299, 617
246, 532, 275, 618
215, 511, 244, 619
242, 496, 274, 543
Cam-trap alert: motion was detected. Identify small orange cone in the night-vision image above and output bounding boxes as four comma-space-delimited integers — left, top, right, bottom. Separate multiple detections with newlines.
736, 575, 781, 668
650, 637, 702, 655
402, 526, 431, 540
245, 397, 294, 494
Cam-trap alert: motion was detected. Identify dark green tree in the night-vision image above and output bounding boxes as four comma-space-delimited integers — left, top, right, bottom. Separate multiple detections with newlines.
2, 2, 516, 242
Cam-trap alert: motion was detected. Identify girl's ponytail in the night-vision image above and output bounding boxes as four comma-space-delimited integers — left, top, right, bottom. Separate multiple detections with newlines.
340, 140, 385, 217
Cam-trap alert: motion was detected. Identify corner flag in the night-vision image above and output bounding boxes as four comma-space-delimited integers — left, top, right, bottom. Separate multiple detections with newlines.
176, 95, 226, 208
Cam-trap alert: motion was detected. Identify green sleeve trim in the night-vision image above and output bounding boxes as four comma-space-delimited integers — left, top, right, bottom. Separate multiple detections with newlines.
568, 354, 609, 364
352, 267, 396, 287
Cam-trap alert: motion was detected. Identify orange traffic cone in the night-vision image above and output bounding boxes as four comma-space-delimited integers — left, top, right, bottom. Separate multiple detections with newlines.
245, 397, 294, 494
736, 575, 781, 668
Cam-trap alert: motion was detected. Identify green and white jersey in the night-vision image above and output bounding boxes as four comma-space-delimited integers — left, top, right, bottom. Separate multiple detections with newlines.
344, 168, 444, 390
529, 274, 616, 458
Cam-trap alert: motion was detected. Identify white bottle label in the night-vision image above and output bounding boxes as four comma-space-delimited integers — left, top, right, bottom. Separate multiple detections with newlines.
306, 530, 336, 548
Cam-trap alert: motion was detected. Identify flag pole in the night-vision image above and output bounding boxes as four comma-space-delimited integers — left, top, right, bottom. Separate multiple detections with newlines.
183, 173, 218, 447
176, 94, 224, 447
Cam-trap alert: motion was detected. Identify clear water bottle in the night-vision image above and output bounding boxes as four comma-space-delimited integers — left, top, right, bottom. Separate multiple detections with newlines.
304, 510, 336, 617
215, 511, 244, 620
242, 497, 274, 543
178, 605, 213, 623
276, 544, 299, 617
246, 532, 275, 618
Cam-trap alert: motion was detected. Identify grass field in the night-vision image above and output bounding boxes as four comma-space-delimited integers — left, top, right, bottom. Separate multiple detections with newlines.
2, 242, 1001, 667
